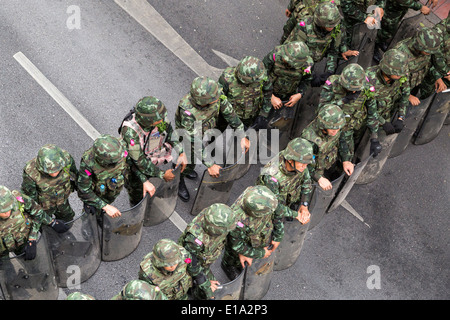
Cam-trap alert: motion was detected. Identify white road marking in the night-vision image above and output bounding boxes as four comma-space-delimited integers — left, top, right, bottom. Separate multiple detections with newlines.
13, 51, 187, 232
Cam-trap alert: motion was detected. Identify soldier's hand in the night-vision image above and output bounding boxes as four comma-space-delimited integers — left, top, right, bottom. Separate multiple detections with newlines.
285, 93, 302, 107
342, 161, 354, 176
51, 219, 70, 233
210, 280, 220, 292
143, 181, 156, 198
409, 95, 421, 106
341, 50, 359, 61
421, 5, 431, 15
163, 168, 175, 182
103, 204, 121, 218
271, 95, 283, 109
270, 240, 281, 253
177, 152, 188, 173
370, 139, 382, 157
296, 205, 311, 224
364, 16, 377, 27
374, 7, 384, 19
240, 137, 250, 154
392, 118, 405, 133
435, 78, 447, 93
318, 176, 332, 191
208, 164, 222, 178
262, 246, 272, 258
382, 122, 396, 135
239, 254, 253, 268
25, 240, 37, 260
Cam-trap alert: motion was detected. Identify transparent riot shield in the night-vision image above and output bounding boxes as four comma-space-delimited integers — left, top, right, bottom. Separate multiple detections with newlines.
273, 217, 309, 271
241, 253, 275, 300
44, 211, 101, 288
144, 164, 181, 226
389, 95, 435, 158
267, 103, 297, 151
327, 155, 373, 213
387, 13, 427, 50
101, 193, 146, 261
212, 268, 245, 300
355, 129, 399, 185
0, 232, 58, 300
414, 92, 450, 145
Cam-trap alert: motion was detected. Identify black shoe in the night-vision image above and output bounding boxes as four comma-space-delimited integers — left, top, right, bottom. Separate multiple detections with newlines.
221, 263, 242, 281
185, 170, 198, 180
178, 177, 190, 202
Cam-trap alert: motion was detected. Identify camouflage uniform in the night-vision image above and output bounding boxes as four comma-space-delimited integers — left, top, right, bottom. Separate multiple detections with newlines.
301, 104, 346, 182
0, 186, 56, 259
319, 63, 380, 161
284, 2, 347, 78
138, 238, 193, 300
119, 96, 183, 206
66, 292, 96, 300
21, 144, 78, 222
256, 137, 314, 217
77, 134, 146, 214
262, 41, 314, 101
178, 203, 237, 299
110, 279, 167, 300
221, 186, 280, 277
218, 56, 273, 129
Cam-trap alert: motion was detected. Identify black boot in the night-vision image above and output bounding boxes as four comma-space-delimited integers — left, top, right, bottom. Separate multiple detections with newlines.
178, 176, 190, 202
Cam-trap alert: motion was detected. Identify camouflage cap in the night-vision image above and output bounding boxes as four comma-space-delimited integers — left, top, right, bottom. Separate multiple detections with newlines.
282, 137, 315, 165
203, 203, 236, 236
0, 185, 15, 214
317, 104, 345, 130
151, 238, 182, 268
190, 76, 221, 106
242, 185, 278, 218
340, 63, 367, 91
413, 27, 441, 54
36, 144, 67, 174
135, 96, 167, 129
235, 56, 267, 84
314, 2, 341, 28
66, 292, 96, 300
116, 280, 166, 300
93, 134, 125, 166
379, 49, 408, 77
280, 41, 313, 69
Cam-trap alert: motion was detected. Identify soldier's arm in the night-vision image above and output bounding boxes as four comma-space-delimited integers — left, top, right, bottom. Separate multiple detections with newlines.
21, 194, 53, 240
318, 76, 337, 109
339, 130, 354, 163
403, 0, 424, 11
325, 37, 340, 74
179, 233, 204, 278
271, 208, 285, 243
76, 160, 109, 210
260, 77, 274, 117
21, 171, 39, 203
220, 97, 245, 132
341, 0, 370, 23
366, 98, 380, 139
300, 169, 313, 204
397, 80, 411, 118
228, 226, 265, 259
165, 122, 184, 156
68, 154, 79, 190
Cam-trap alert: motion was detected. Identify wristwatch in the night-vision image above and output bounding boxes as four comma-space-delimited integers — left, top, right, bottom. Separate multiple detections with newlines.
300, 202, 309, 207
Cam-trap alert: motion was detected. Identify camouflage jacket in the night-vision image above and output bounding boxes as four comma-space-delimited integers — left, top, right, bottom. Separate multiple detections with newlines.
384, 0, 423, 13
365, 65, 410, 123
21, 151, 78, 212
1, 191, 52, 256
341, 0, 385, 26
218, 66, 273, 119
287, 0, 341, 21
174, 92, 245, 168
429, 13, 450, 78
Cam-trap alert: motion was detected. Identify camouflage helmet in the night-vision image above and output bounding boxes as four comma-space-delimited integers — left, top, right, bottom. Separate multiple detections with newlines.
190, 76, 221, 106
235, 56, 267, 84
135, 96, 167, 129
279, 41, 313, 69
282, 137, 315, 165
66, 292, 96, 300
314, 2, 341, 29
117, 280, 166, 300
93, 134, 125, 166
242, 185, 278, 218
0, 185, 15, 214
413, 27, 441, 54
317, 104, 345, 130
340, 63, 367, 91
36, 144, 67, 175
379, 49, 408, 77
202, 203, 236, 236
151, 238, 182, 269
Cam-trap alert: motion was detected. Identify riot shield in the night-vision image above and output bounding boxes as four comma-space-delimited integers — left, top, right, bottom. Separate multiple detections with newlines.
327, 155, 373, 213
101, 193, 146, 261
241, 253, 275, 300
389, 95, 435, 158
355, 129, 399, 185
387, 13, 427, 50
273, 217, 309, 271
144, 164, 181, 226
212, 268, 245, 300
267, 103, 297, 151
414, 92, 450, 145
0, 232, 58, 300
45, 211, 101, 287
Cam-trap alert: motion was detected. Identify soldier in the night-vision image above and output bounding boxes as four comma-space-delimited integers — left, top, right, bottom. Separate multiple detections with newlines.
138, 238, 193, 300
1, 185, 68, 260
301, 103, 348, 191
262, 41, 314, 110
393, 27, 442, 106
178, 203, 237, 300
218, 56, 273, 130
221, 185, 282, 279
65, 292, 96, 300
174, 76, 250, 202
373, 0, 437, 62
283, 1, 359, 86
119, 96, 187, 206
21, 144, 78, 222
110, 279, 168, 300
319, 63, 382, 160
256, 137, 314, 226
77, 134, 155, 219
365, 49, 410, 135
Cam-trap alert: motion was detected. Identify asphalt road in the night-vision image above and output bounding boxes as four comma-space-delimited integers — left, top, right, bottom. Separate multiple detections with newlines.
0, 0, 448, 302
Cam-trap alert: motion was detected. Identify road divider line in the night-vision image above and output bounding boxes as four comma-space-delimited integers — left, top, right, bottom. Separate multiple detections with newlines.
13, 51, 187, 232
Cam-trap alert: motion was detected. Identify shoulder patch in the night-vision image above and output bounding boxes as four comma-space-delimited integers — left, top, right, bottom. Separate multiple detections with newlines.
194, 238, 203, 246
237, 221, 245, 228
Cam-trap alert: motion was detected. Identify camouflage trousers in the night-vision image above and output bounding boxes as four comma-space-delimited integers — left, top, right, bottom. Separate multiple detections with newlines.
44, 199, 75, 222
